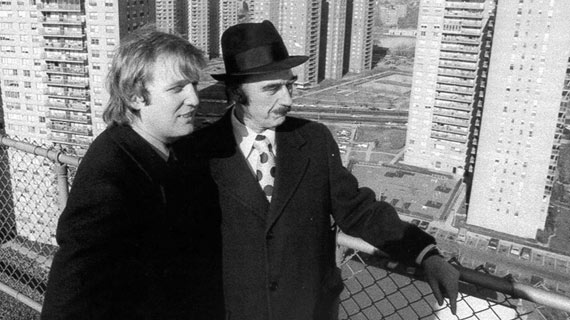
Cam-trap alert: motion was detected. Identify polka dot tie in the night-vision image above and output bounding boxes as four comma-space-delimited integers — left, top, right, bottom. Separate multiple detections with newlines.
253, 134, 276, 201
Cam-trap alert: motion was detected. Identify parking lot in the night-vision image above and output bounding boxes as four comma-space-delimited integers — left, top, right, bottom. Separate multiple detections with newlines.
423, 226, 570, 296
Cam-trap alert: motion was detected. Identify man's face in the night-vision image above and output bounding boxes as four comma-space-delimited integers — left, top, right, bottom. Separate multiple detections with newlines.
238, 69, 297, 132
133, 54, 199, 144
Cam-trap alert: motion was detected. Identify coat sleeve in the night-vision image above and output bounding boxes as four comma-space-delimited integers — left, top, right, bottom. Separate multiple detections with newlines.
322, 124, 436, 266
41, 157, 149, 320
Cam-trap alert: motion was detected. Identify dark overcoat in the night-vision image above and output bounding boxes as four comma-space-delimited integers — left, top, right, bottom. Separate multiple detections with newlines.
41, 125, 224, 320
192, 111, 435, 320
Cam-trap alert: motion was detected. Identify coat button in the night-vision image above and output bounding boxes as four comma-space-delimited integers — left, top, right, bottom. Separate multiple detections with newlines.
269, 281, 278, 291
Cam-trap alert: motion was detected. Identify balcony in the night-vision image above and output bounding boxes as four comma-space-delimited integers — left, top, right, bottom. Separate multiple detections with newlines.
39, 15, 84, 25
48, 134, 91, 146
438, 68, 476, 79
431, 131, 468, 143
433, 115, 470, 127
436, 92, 474, 104
439, 60, 477, 70
46, 111, 91, 124
440, 52, 479, 63
444, 10, 484, 19
441, 43, 480, 54
443, 28, 482, 36
0, 137, 569, 319
42, 40, 86, 51
39, 29, 85, 38
432, 123, 469, 135
45, 65, 88, 76
445, 2, 485, 10
45, 89, 89, 100
442, 35, 480, 45
46, 101, 89, 112
435, 100, 472, 112
37, 2, 82, 12
444, 19, 483, 28
43, 77, 89, 88
433, 108, 471, 120
437, 77, 476, 87
47, 122, 92, 135
42, 53, 87, 64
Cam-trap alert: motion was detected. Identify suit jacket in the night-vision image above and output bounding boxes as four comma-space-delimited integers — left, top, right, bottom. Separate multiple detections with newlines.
191, 110, 435, 320
41, 124, 224, 320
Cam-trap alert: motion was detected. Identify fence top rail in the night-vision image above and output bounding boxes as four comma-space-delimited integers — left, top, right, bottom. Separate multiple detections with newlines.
337, 232, 570, 313
0, 135, 81, 167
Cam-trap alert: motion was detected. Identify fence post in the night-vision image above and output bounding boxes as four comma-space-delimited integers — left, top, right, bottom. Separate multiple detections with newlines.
55, 163, 69, 212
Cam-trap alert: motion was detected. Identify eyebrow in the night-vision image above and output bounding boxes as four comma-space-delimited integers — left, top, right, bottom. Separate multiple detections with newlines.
261, 75, 298, 91
166, 79, 197, 90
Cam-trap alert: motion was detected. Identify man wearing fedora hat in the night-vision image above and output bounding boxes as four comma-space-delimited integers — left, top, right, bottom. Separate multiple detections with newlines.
191, 20, 459, 320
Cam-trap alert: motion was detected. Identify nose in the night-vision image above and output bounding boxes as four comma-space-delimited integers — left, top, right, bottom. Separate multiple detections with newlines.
279, 85, 293, 106
184, 83, 199, 107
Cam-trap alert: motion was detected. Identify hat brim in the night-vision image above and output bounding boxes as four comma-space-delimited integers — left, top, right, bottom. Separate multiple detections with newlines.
211, 55, 308, 81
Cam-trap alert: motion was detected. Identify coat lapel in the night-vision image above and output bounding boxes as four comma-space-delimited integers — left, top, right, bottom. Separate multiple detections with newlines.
266, 120, 309, 232
206, 111, 269, 221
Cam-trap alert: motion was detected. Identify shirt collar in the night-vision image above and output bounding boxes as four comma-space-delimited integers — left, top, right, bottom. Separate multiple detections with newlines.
231, 107, 276, 158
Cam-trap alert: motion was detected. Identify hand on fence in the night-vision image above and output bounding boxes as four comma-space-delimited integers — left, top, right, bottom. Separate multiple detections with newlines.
422, 255, 460, 315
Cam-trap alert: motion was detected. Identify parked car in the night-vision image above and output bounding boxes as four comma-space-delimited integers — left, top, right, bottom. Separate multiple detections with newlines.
410, 219, 420, 226
457, 228, 467, 243
488, 238, 499, 250
419, 221, 430, 230
521, 247, 532, 260
510, 245, 521, 256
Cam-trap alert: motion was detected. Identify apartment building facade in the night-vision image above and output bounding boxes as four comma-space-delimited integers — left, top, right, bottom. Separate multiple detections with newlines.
403, 0, 495, 177
0, 0, 155, 243
467, 0, 570, 238
346, 0, 374, 73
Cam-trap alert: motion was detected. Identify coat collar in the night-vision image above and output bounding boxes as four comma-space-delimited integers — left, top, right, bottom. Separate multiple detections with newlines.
202, 109, 310, 230
106, 124, 174, 185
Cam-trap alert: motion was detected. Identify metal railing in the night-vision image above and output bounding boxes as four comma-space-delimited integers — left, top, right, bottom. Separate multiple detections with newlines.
0, 135, 569, 319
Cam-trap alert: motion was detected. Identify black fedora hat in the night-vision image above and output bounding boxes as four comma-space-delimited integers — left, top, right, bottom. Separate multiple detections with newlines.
211, 20, 308, 81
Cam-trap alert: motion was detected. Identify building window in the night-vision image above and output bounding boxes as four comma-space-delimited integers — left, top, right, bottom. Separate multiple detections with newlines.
91, 38, 100, 45
6, 91, 20, 98
106, 38, 115, 46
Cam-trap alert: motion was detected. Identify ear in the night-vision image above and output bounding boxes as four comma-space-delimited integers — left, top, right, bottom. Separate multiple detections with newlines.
130, 96, 145, 110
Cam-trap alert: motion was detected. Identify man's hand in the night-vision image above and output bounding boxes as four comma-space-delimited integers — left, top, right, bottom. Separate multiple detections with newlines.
422, 255, 460, 314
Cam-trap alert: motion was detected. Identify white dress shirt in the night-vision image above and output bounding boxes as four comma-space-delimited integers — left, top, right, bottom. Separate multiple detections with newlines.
231, 109, 277, 175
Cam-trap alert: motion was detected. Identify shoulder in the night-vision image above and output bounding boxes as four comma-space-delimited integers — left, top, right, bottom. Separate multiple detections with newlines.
81, 125, 128, 165
280, 116, 333, 140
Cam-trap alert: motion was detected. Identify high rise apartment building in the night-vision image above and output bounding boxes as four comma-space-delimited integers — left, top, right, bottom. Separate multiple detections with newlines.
346, 0, 374, 73
156, 0, 187, 37
186, 0, 250, 59
219, 0, 239, 54
321, 0, 347, 80
187, 0, 210, 56
403, 0, 495, 177
275, 1, 321, 88
467, 0, 570, 238
0, 0, 155, 243
0, 0, 155, 155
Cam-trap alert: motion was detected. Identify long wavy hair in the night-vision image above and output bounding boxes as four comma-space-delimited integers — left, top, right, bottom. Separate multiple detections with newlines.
103, 26, 206, 126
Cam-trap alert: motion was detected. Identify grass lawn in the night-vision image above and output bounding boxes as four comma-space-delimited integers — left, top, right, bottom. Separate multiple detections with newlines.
354, 126, 406, 153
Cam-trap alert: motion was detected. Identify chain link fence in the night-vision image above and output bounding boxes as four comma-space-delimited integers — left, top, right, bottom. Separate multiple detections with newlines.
338, 247, 541, 320
0, 135, 568, 319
